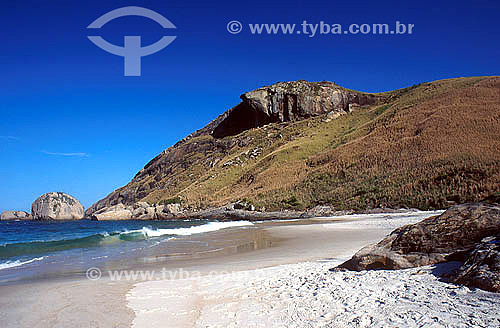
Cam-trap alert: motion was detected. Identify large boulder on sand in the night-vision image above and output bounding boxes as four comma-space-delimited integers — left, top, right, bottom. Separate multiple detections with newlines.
339, 203, 500, 271
0, 211, 32, 220
337, 203, 500, 292
32, 192, 84, 220
449, 236, 500, 292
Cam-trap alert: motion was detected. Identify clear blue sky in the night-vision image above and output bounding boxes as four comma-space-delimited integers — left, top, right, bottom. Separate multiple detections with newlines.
1, 0, 499, 212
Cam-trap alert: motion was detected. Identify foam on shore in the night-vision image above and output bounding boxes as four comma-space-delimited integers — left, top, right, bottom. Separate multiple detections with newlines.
139, 221, 254, 237
0, 257, 46, 270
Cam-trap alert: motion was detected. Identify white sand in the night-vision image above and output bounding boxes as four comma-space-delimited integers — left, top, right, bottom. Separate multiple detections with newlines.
129, 262, 500, 328
126, 210, 500, 327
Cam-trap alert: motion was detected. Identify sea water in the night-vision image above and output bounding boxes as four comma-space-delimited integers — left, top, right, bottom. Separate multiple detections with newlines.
0, 219, 253, 283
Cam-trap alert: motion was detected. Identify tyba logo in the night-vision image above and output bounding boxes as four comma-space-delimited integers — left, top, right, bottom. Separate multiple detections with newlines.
87, 6, 176, 76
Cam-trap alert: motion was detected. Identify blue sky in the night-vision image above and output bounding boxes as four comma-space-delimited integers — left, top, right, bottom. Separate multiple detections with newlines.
1, 0, 499, 212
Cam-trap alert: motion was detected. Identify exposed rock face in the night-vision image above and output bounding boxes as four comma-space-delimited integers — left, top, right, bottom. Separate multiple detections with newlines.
212, 81, 378, 138
32, 192, 84, 220
89, 202, 307, 221
300, 205, 348, 218
90, 204, 132, 220
449, 236, 500, 292
0, 211, 32, 220
88, 202, 182, 220
164, 203, 181, 215
84, 136, 233, 215
339, 203, 500, 271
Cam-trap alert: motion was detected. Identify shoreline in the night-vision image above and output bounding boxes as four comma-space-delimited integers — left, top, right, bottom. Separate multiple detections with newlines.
1, 206, 433, 223
0, 211, 447, 327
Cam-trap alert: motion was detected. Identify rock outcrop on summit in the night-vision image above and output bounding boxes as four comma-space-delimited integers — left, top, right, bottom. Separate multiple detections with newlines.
211, 81, 379, 138
32, 192, 84, 220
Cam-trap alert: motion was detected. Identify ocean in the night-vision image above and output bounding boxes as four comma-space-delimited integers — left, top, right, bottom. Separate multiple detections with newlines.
0, 219, 254, 283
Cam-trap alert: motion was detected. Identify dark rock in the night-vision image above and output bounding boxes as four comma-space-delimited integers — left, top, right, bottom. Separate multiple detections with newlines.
233, 201, 247, 210
338, 203, 500, 271
449, 236, 500, 292
212, 81, 379, 138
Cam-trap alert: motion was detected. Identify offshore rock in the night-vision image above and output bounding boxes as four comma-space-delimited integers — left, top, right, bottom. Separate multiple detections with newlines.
32, 192, 84, 220
0, 211, 32, 220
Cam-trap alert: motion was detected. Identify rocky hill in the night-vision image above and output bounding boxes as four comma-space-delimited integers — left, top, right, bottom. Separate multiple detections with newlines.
86, 77, 500, 217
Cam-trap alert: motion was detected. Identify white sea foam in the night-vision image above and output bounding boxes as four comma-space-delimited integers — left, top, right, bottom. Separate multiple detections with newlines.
0, 256, 46, 270
134, 221, 254, 238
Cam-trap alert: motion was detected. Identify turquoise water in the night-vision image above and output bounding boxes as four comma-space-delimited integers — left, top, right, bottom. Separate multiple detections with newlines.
0, 219, 253, 283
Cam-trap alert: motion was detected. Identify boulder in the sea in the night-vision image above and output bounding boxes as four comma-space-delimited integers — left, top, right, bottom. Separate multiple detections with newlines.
32, 192, 84, 220
338, 203, 500, 271
0, 210, 32, 220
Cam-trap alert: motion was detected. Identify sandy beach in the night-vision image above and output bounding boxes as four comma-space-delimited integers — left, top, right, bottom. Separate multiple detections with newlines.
2, 211, 499, 327
128, 212, 500, 328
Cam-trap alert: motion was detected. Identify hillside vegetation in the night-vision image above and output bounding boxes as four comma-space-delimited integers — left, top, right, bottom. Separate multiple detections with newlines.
87, 77, 500, 214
